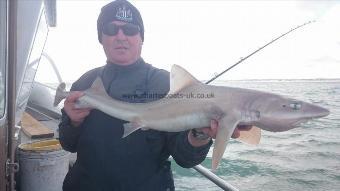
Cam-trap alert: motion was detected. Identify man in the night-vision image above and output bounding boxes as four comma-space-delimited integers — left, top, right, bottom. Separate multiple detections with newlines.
59, 0, 249, 190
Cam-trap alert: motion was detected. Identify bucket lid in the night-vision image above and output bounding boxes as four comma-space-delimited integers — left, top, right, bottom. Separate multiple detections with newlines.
18, 139, 62, 152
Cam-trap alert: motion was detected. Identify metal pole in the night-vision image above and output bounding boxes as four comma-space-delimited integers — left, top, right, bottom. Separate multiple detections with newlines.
193, 165, 239, 191
7, 0, 18, 190
42, 53, 63, 83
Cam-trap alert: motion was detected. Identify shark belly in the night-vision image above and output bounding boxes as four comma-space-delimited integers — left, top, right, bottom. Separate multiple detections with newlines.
143, 112, 212, 132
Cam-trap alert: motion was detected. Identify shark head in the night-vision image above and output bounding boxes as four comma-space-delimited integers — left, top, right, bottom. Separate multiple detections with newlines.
251, 95, 330, 132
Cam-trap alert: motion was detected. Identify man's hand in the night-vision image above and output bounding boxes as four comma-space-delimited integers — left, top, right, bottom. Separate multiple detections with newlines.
63, 91, 91, 127
198, 120, 252, 139
188, 120, 253, 147
231, 124, 253, 138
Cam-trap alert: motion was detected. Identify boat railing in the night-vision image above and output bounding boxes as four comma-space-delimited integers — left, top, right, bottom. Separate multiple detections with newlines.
193, 164, 239, 191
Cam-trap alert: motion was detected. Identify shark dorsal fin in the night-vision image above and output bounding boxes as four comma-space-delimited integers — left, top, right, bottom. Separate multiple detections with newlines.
169, 65, 201, 94
87, 77, 111, 99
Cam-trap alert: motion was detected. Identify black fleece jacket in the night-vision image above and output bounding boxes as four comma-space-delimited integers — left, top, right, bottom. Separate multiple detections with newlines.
59, 59, 212, 191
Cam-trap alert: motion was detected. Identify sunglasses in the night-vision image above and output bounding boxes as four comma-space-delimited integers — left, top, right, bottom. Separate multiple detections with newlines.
103, 23, 140, 36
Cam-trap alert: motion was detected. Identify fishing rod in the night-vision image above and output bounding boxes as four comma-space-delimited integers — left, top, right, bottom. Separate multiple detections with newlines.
205, 20, 315, 84
193, 20, 315, 191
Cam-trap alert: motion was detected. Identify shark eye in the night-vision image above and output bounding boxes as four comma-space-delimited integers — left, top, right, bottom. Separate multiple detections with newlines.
289, 102, 301, 110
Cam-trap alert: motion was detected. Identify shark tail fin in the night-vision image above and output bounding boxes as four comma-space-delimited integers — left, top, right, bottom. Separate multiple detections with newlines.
88, 77, 111, 99
122, 118, 144, 138
53, 82, 67, 107
237, 126, 261, 145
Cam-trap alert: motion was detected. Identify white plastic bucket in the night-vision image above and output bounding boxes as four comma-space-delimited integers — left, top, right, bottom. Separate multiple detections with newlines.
18, 139, 70, 191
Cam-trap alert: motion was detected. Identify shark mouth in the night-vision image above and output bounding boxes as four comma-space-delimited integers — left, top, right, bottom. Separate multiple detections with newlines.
291, 119, 310, 127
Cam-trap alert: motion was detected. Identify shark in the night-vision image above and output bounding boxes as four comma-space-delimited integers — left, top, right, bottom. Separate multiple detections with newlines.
54, 65, 330, 170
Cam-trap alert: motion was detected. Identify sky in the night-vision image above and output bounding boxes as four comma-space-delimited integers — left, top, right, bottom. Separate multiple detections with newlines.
38, 0, 340, 84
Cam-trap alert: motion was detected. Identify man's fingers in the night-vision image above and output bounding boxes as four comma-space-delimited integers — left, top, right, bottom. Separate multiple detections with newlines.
74, 110, 91, 120
71, 108, 91, 117
231, 128, 241, 138
237, 125, 253, 131
64, 91, 91, 111
196, 123, 253, 139
210, 120, 218, 131
67, 108, 91, 125
63, 91, 91, 125
65, 91, 84, 103
76, 109, 91, 116
197, 120, 218, 138
231, 125, 253, 138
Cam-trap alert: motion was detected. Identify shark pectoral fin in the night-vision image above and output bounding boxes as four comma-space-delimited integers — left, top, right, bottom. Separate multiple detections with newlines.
237, 126, 261, 145
122, 120, 144, 138
212, 117, 238, 171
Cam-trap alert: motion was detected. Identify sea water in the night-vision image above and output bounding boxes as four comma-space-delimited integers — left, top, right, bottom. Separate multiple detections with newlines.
172, 79, 340, 191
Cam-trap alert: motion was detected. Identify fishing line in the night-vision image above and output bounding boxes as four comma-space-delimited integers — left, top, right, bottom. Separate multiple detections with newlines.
194, 20, 315, 191
205, 20, 315, 85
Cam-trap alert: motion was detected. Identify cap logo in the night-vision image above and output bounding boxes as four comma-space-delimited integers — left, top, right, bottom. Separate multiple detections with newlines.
115, 6, 133, 22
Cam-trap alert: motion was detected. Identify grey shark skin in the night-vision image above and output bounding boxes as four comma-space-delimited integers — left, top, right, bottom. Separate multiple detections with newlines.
54, 65, 330, 170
